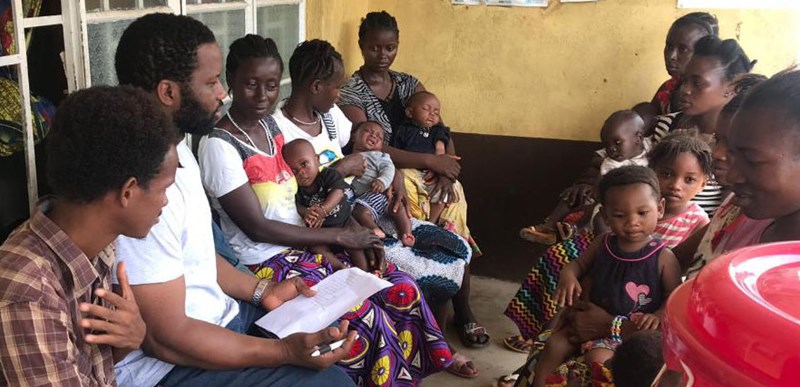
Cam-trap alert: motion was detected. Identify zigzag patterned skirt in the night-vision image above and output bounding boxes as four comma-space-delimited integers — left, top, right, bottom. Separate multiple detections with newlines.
248, 250, 454, 386
504, 231, 595, 339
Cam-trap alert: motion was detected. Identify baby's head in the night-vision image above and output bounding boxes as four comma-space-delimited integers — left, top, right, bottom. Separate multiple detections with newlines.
598, 165, 664, 243
405, 91, 441, 128
647, 133, 711, 215
610, 330, 664, 387
282, 139, 320, 188
632, 102, 656, 133
352, 120, 385, 152
600, 110, 645, 162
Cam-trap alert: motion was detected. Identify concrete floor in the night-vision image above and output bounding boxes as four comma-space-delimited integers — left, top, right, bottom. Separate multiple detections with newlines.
421, 275, 528, 387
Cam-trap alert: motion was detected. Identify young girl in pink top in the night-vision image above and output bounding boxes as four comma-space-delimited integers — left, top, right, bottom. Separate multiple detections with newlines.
647, 133, 711, 248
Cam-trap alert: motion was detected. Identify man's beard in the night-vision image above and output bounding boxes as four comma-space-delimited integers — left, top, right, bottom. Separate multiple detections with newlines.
174, 85, 219, 136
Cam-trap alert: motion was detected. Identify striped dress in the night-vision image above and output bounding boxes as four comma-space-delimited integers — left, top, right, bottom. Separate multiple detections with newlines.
653, 202, 710, 248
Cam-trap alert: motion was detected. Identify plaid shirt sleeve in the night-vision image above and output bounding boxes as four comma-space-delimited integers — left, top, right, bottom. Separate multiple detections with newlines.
0, 282, 84, 387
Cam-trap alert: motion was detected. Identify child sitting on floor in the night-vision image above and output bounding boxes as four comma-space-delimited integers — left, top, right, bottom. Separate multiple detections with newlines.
521, 110, 650, 245
282, 139, 375, 273
391, 90, 453, 223
350, 120, 415, 246
532, 166, 682, 387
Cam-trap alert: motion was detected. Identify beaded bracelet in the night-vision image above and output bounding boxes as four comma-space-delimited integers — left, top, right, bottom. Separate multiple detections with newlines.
611, 315, 628, 343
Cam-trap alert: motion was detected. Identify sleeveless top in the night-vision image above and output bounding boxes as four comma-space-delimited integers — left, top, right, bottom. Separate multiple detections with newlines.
589, 234, 666, 317
199, 116, 301, 264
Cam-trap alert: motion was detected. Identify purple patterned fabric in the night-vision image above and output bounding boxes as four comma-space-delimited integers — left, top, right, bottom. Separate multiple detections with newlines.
248, 250, 453, 386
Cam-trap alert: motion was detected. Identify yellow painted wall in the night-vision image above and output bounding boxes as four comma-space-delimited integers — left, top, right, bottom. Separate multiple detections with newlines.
308, 0, 800, 141
305, 0, 368, 73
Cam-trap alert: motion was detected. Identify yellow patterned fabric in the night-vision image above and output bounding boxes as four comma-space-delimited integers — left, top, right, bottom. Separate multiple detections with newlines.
401, 168, 481, 256
0, 77, 53, 157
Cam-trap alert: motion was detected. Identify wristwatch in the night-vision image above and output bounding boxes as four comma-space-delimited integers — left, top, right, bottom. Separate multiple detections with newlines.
251, 278, 271, 306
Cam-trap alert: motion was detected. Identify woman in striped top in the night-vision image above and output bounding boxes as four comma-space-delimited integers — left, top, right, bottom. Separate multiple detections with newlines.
650, 35, 755, 216
338, 11, 486, 378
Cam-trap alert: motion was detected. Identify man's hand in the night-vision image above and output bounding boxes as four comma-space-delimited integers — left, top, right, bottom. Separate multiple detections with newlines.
261, 277, 316, 311
280, 321, 357, 369
79, 262, 145, 350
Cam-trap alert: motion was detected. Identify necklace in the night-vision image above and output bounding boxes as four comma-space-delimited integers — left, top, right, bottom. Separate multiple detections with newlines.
419, 127, 431, 138
283, 106, 319, 126
226, 111, 275, 156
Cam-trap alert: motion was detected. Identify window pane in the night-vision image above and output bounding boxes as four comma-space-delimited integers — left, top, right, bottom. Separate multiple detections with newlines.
192, 10, 245, 90
186, 0, 238, 4
86, 0, 167, 13
257, 4, 299, 72
88, 19, 133, 86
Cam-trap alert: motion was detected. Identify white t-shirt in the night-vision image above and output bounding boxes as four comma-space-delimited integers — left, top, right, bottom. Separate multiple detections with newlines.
113, 142, 239, 387
273, 102, 351, 168
198, 124, 302, 265
596, 137, 652, 176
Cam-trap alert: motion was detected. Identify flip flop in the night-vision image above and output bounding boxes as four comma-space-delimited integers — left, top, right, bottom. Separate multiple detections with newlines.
457, 321, 491, 348
503, 335, 533, 354
519, 226, 557, 245
446, 352, 479, 379
496, 373, 519, 387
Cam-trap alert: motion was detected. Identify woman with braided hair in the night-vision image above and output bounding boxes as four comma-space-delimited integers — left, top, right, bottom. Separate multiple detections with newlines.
338, 14, 487, 377
199, 35, 457, 386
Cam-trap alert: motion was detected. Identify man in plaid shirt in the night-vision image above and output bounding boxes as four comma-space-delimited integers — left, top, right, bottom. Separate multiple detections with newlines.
0, 86, 179, 386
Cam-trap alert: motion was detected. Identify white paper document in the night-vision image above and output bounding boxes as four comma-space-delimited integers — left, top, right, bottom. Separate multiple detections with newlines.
255, 268, 392, 338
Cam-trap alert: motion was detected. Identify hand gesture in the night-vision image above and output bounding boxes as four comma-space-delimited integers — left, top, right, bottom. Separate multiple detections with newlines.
560, 184, 594, 207
371, 180, 386, 193
79, 262, 145, 350
280, 321, 357, 369
334, 153, 366, 178
633, 313, 661, 330
261, 276, 316, 311
427, 154, 461, 181
336, 223, 383, 250
425, 175, 458, 204
389, 170, 412, 218
555, 271, 582, 307
367, 247, 387, 277
304, 205, 326, 228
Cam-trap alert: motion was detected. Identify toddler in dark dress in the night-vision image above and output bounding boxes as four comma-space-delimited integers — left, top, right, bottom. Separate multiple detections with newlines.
531, 166, 682, 387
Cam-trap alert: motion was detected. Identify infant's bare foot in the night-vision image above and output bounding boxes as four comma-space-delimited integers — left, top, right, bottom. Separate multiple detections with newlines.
372, 228, 386, 238
401, 233, 416, 247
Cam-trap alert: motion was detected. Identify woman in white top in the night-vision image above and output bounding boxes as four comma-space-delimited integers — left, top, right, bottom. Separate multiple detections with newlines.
200, 36, 465, 386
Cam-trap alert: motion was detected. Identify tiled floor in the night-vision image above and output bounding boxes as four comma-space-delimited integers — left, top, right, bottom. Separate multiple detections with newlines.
421, 276, 528, 387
